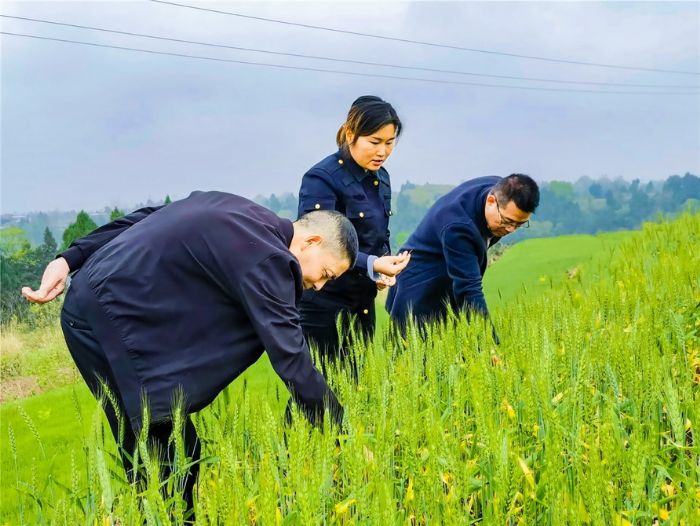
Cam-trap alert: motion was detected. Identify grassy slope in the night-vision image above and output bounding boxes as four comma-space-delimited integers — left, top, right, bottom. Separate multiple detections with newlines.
0, 231, 628, 522
483, 231, 630, 308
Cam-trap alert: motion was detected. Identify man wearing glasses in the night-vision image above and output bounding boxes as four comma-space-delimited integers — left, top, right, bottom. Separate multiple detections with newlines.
386, 174, 540, 335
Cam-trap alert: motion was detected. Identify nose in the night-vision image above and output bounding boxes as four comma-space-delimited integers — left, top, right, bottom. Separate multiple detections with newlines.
376, 144, 387, 157
313, 278, 329, 291
504, 224, 517, 233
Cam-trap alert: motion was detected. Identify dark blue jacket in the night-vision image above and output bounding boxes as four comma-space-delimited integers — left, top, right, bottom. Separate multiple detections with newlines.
386, 176, 501, 325
297, 149, 392, 303
62, 191, 341, 428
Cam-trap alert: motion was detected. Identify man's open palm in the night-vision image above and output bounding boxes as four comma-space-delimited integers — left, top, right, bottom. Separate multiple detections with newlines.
22, 257, 69, 304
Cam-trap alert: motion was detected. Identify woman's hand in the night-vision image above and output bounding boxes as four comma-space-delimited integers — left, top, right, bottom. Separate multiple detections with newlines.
376, 274, 396, 291
372, 251, 411, 277
21, 257, 70, 304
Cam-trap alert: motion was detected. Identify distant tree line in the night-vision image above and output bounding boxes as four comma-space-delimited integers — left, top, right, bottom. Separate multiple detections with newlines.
256, 173, 699, 250
0, 196, 167, 325
1, 176, 697, 325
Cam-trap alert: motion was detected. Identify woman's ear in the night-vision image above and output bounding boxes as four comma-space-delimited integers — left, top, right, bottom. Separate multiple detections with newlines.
345, 129, 354, 146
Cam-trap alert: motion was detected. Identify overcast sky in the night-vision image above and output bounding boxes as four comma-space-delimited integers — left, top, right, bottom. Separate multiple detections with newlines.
2, 1, 698, 214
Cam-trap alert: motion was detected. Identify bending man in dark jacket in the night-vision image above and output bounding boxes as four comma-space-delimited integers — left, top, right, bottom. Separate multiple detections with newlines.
386, 174, 539, 334
22, 191, 357, 510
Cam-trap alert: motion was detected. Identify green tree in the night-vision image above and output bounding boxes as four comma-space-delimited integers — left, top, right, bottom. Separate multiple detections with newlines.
37, 227, 57, 263
61, 211, 97, 251
164, 195, 172, 204
0, 240, 37, 324
0, 227, 29, 256
109, 207, 125, 221
588, 183, 603, 198
267, 194, 282, 212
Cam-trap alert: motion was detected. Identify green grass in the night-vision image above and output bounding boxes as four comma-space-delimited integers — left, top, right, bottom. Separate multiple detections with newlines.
2, 219, 697, 524
0, 229, 629, 523
483, 231, 629, 308
0, 354, 285, 524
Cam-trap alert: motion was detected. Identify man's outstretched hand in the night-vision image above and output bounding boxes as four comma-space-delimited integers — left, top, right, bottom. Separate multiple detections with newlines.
21, 257, 70, 304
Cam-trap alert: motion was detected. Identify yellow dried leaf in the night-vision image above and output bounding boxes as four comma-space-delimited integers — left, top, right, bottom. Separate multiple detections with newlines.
406, 478, 414, 502
662, 483, 675, 497
334, 498, 356, 515
501, 399, 516, 419
517, 457, 535, 489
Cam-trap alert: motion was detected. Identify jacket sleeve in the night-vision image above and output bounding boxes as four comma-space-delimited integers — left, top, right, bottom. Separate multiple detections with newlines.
60, 206, 164, 271
237, 254, 343, 426
383, 220, 392, 257
440, 222, 489, 317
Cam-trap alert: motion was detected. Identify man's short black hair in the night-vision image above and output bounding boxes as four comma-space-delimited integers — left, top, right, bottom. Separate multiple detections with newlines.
295, 210, 358, 267
335, 212, 359, 267
492, 174, 540, 213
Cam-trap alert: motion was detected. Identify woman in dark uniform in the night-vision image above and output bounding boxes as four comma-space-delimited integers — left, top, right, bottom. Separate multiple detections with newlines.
297, 95, 410, 361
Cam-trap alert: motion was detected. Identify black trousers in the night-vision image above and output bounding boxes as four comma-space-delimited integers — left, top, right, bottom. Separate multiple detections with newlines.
299, 291, 376, 363
60, 288, 201, 513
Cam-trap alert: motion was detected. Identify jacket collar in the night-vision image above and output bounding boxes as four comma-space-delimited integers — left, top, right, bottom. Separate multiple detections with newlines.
337, 148, 372, 182
281, 218, 295, 248
476, 185, 499, 244
337, 149, 390, 185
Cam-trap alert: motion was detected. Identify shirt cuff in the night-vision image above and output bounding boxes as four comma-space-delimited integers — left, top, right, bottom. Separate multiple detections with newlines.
366, 255, 381, 281
59, 246, 84, 272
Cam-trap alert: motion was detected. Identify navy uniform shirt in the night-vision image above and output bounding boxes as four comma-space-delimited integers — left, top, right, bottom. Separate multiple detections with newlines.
62, 191, 341, 428
297, 149, 392, 303
386, 176, 502, 325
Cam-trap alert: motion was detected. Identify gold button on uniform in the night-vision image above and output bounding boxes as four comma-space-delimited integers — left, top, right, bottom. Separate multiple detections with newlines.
373, 180, 379, 187
362, 309, 369, 314
359, 212, 365, 218
314, 203, 321, 210
338, 159, 344, 165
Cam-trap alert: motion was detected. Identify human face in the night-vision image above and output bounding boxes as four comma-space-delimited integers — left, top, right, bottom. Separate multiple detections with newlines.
294, 236, 351, 291
347, 123, 397, 171
484, 194, 531, 237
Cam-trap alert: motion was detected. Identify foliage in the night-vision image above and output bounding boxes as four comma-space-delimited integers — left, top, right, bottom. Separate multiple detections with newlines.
109, 208, 125, 221
60, 211, 97, 252
255, 173, 699, 252
254, 192, 299, 220
0, 228, 58, 325
2, 213, 698, 525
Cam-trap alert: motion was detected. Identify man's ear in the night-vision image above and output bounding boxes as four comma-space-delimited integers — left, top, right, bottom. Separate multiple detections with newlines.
486, 193, 496, 205
303, 234, 322, 249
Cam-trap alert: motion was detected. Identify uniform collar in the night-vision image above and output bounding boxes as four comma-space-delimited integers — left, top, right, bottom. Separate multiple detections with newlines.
476, 185, 498, 243
337, 148, 375, 182
280, 218, 294, 248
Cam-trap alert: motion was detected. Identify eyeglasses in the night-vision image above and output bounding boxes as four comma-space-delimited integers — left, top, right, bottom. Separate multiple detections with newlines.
493, 196, 530, 229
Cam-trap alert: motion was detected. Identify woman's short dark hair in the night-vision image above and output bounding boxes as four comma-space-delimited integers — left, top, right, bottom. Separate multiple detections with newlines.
336, 95, 403, 149
492, 174, 540, 213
